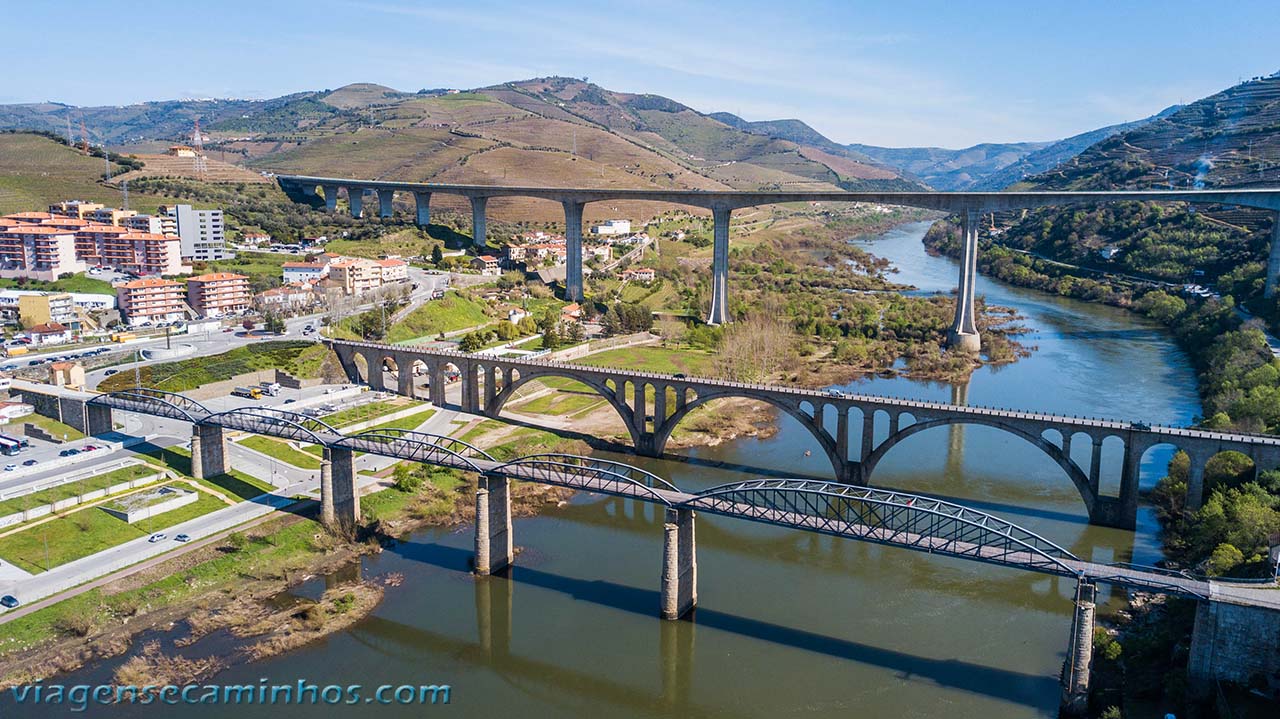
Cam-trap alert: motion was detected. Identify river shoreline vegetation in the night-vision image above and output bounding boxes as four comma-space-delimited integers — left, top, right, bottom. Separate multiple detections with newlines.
926, 209, 1280, 718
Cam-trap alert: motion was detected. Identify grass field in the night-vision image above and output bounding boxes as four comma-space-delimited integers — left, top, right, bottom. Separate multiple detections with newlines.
322, 398, 421, 428
0, 464, 158, 517
133, 445, 275, 501
97, 341, 328, 393
200, 251, 298, 282
0, 485, 226, 573
0, 273, 115, 296
385, 294, 492, 343
237, 436, 322, 469
20, 413, 85, 442
578, 345, 716, 376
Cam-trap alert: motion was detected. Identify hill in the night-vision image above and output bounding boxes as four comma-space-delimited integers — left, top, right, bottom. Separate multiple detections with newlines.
1023, 74, 1280, 191
848, 141, 1051, 191
0, 132, 179, 214
0, 78, 927, 226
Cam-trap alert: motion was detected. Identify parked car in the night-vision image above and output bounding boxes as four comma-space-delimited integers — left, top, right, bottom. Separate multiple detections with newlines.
147, 533, 166, 543
58, 448, 79, 457
103, 369, 119, 376
174, 534, 191, 543
1130, 421, 1151, 431
3, 464, 15, 472
21, 459, 37, 467
283, 398, 297, 404
0, 595, 18, 609
83, 445, 98, 451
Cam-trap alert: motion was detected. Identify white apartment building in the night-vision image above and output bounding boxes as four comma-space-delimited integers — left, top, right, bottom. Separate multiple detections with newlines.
163, 204, 233, 262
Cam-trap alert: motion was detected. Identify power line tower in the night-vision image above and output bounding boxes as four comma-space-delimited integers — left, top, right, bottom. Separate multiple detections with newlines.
79, 119, 90, 153
64, 114, 73, 145
192, 118, 208, 177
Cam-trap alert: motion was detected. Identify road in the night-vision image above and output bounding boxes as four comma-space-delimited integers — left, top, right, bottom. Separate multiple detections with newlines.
0, 399, 462, 614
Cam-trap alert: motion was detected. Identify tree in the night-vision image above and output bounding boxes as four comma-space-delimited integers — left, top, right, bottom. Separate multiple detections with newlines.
263, 310, 286, 335
393, 463, 424, 492
459, 332, 484, 353
565, 321, 585, 344
431, 244, 444, 266
242, 319, 255, 331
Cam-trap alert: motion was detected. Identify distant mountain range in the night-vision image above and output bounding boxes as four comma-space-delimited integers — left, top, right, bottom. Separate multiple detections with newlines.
0, 73, 1274, 196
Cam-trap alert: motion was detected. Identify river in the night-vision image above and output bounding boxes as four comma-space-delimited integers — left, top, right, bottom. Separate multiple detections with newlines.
48, 221, 1202, 718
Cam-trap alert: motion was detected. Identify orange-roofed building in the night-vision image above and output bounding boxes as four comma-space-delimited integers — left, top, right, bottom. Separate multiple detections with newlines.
115, 277, 188, 326
186, 272, 251, 318
0, 224, 87, 280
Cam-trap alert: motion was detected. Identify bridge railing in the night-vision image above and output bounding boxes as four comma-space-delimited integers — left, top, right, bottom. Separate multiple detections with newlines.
488, 454, 677, 505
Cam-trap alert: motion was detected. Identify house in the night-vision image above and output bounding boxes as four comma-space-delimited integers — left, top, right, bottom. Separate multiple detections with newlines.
282, 261, 330, 284
0, 401, 34, 425
507, 308, 529, 325
255, 283, 316, 310
621, 267, 656, 283
561, 303, 582, 321
471, 255, 501, 276
585, 244, 611, 262
1099, 246, 1121, 260
26, 322, 72, 346
49, 361, 86, 390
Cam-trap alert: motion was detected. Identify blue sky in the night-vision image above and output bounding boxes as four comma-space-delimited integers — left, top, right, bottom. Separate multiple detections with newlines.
4, 0, 1276, 147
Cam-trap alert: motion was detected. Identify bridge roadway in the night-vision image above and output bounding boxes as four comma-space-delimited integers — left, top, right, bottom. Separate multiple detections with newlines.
85, 386, 1280, 708
86, 387, 1259, 603
330, 338, 1280, 529
275, 174, 1280, 343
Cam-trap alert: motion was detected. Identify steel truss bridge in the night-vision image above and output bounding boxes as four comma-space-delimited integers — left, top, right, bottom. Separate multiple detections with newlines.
90, 387, 1239, 600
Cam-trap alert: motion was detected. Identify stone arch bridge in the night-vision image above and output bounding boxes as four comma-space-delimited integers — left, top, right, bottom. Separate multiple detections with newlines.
330, 338, 1280, 530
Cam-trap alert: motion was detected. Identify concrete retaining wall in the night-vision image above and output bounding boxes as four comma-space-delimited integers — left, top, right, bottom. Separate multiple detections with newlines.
545, 332, 658, 362
0, 464, 163, 529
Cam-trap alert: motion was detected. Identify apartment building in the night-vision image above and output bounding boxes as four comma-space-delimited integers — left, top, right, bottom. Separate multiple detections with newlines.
327, 258, 384, 295
376, 257, 409, 284
17, 292, 78, 330
163, 204, 233, 261
115, 278, 188, 326
0, 225, 87, 280
282, 260, 330, 284
122, 214, 175, 236
186, 272, 251, 318
73, 225, 184, 276
48, 200, 105, 220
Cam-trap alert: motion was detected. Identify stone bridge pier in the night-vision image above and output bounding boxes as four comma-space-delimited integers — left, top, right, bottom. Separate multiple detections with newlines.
190, 424, 227, 480
661, 508, 697, 620
1059, 580, 1096, 716
474, 474, 513, 575
320, 446, 359, 532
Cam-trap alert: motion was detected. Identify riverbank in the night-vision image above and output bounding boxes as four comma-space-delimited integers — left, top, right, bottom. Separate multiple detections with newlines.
0, 467, 569, 687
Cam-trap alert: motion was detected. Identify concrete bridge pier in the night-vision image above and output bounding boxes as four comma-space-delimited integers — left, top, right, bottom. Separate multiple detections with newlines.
414, 191, 432, 227
470, 196, 488, 248
377, 188, 395, 218
563, 200, 585, 302
660, 508, 697, 620
706, 206, 732, 325
1184, 448, 1211, 512
323, 185, 340, 212
1265, 210, 1280, 299
474, 474, 513, 575
348, 188, 364, 219
190, 424, 226, 479
1059, 580, 1096, 716
946, 208, 982, 352
320, 446, 360, 532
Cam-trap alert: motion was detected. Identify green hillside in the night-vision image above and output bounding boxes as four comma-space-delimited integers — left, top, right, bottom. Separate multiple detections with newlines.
0, 132, 174, 214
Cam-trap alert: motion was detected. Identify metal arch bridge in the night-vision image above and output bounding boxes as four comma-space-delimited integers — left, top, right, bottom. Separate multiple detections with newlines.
89, 389, 1218, 598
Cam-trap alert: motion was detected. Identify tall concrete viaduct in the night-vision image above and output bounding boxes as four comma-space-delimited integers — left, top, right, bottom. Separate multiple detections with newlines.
276, 174, 1280, 352
328, 338, 1280, 530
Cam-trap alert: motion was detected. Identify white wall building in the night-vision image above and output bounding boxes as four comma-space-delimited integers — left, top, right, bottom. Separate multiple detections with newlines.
590, 219, 632, 236
163, 204, 233, 262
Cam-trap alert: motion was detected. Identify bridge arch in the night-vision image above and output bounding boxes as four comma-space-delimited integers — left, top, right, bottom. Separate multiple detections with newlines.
652, 389, 845, 478
862, 416, 1096, 513
88, 388, 211, 423
486, 367, 642, 445
200, 407, 339, 445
